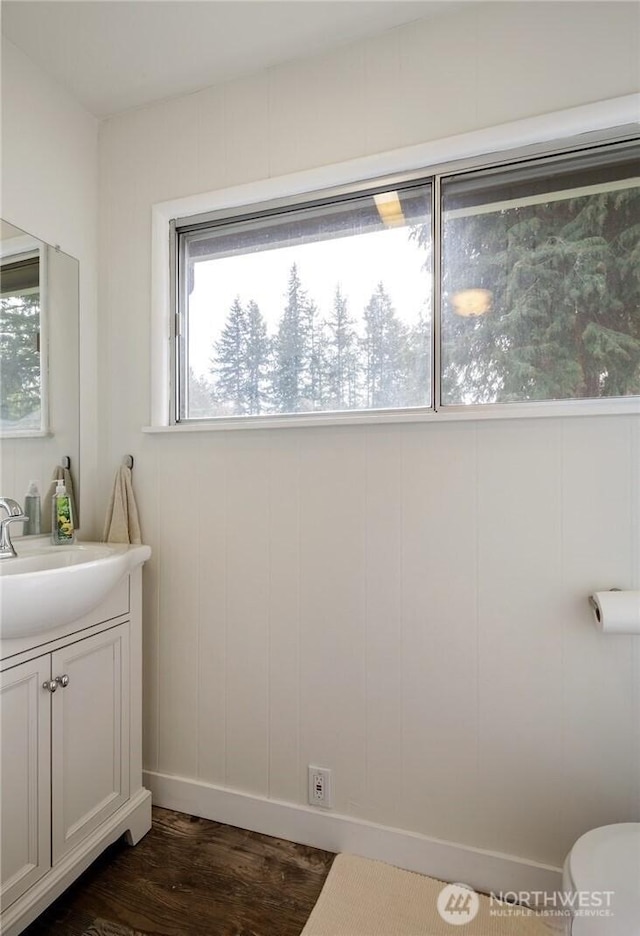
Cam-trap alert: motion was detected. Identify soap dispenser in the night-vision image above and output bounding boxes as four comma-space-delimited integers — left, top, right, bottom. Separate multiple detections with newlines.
24, 480, 41, 535
51, 479, 75, 545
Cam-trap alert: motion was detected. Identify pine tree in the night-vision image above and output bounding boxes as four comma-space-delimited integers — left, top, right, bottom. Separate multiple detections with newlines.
362, 283, 410, 408
272, 264, 313, 413
324, 285, 359, 409
245, 300, 270, 414
212, 297, 247, 414
405, 308, 432, 407
0, 294, 41, 425
211, 296, 270, 415
441, 187, 640, 403
304, 297, 328, 410
188, 368, 216, 418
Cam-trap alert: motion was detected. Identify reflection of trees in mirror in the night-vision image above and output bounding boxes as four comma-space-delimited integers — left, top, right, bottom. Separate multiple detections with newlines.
442, 187, 640, 404
188, 261, 432, 418
0, 293, 41, 428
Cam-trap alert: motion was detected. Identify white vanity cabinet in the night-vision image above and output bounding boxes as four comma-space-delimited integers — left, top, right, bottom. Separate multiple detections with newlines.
0, 654, 51, 908
51, 624, 130, 862
0, 561, 151, 936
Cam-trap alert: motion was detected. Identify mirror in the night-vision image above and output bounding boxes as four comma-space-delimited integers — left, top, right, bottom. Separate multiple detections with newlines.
0, 220, 79, 533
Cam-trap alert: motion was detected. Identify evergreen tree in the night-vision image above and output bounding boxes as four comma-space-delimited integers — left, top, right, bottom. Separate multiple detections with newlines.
0, 294, 41, 425
441, 187, 640, 403
304, 297, 328, 410
405, 308, 432, 407
211, 296, 270, 415
212, 297, 247, 413
362, 283, 410, 408
272, 264, 312, 413
324, 285, 359, 409
188, 368, 216, 418
245, 300, 270, 414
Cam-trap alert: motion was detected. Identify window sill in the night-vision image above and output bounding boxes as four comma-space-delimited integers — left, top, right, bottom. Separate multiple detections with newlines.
1, 429, 51, 439
142, 397, 639, 433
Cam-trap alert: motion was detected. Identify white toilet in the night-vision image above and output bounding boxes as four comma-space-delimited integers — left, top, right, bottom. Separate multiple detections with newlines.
562, 823, 640, 935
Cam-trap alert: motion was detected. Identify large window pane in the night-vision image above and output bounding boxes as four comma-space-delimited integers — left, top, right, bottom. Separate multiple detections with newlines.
179, 182, 432, 419
441, 144, 640, 404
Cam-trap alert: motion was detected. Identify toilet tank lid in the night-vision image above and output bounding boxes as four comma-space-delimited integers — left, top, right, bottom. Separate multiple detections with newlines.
568, 823, 640, 930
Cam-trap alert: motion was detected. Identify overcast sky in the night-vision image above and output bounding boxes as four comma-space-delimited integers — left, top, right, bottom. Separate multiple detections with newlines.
188, 226, 431, 377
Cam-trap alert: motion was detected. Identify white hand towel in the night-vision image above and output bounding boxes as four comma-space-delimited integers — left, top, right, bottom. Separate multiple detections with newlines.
41, 465, 78, 534
102, 465, 142, 545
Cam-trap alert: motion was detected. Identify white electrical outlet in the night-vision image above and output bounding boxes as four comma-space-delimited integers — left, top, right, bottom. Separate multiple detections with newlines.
308, 765, 333, 809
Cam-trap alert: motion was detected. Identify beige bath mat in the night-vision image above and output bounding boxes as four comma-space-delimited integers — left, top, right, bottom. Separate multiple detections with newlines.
302, 853, 554, 936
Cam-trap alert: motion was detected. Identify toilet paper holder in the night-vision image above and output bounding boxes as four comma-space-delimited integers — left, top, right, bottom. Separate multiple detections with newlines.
588, 587, 621, 619
588, 587, 640, 634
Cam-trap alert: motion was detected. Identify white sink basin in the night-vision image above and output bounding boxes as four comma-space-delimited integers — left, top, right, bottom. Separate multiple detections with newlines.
0, 539, 151, 639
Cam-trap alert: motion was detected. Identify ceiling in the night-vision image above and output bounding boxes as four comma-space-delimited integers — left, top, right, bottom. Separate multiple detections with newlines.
2, 1, 460, 118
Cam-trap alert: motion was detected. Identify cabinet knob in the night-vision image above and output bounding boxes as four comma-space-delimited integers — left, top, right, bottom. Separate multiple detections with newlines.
55, 674, 70, 688
43, 679, 58, 693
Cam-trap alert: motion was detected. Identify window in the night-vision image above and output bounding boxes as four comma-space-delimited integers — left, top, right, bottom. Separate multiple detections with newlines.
172, 135, 639, 424
441, 144, 640, 404
0, 250, 45, 433
175, 182, 432, 420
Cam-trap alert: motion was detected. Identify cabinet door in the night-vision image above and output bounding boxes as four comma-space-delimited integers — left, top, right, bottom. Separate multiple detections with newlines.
0, 656, 51, 908
51, 624, 130, 863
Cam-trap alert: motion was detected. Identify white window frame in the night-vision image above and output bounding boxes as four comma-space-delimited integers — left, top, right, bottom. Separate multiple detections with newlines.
147, 94, 640, 433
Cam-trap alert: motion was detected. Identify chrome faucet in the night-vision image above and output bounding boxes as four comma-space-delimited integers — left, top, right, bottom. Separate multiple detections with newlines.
0, 497, 29, 559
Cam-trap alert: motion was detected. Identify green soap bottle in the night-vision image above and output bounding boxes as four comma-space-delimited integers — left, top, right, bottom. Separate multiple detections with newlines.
51, 480, 75, 545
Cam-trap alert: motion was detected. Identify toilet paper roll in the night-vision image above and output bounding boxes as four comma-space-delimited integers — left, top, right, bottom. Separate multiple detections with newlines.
590, 590, 640, 634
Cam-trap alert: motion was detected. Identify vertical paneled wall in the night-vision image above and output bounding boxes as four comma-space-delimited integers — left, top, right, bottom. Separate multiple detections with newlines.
1, 38, 99, 532
98, 2, 640, 868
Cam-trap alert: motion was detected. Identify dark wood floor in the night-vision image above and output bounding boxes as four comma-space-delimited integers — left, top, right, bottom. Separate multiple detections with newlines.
23, 807, 335, 936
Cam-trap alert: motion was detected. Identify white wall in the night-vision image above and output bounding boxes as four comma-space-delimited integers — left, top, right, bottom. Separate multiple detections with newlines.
1, 37, 99, 533
98, 1, 640, 874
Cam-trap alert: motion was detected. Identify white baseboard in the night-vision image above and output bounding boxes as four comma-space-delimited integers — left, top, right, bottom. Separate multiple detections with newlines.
144, 770, 562, 896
